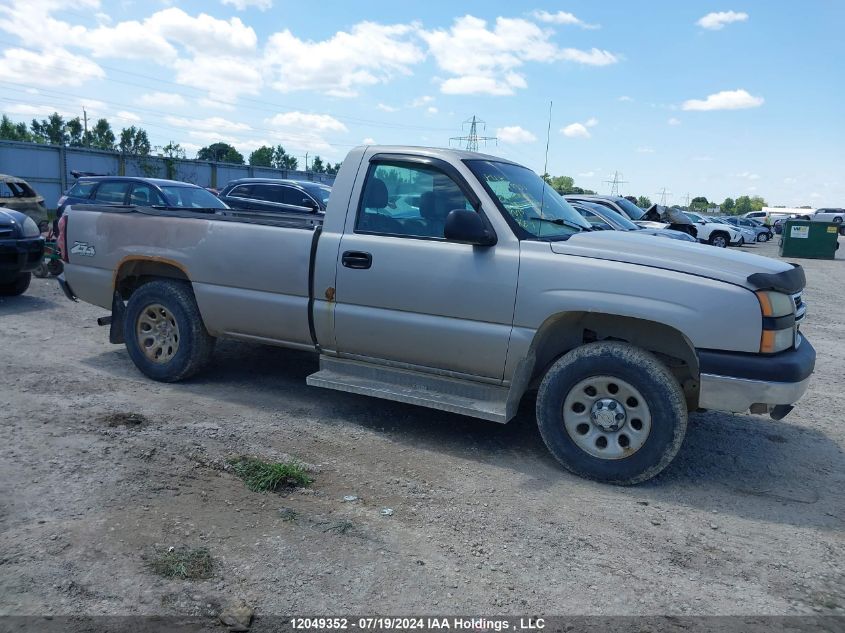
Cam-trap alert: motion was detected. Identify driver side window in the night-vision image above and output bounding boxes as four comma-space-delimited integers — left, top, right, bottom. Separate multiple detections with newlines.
355, 162, 473, 239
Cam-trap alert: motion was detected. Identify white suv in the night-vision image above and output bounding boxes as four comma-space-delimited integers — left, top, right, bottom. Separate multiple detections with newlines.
811, 208, 844, 224
684, 212, 743, 247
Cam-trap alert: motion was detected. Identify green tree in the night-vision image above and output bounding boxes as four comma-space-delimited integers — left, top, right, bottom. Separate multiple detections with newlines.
197, 142, 243, 164
0, 115, 33, 142
310, 155, 326, 173
66, 117, 86, 146
85, 118, 115, 150
636, 195, 652, 208
750, 196, 767, 212
273, 146, 297, 170
326, 162, 342, 175
720, 197, 736, 214
249, 145, 274, 167
734, 195, 753, 216
118, 126, 152, 155
159, 141, 186, 159
690, 196, 709, 212
30, 112, 68, 145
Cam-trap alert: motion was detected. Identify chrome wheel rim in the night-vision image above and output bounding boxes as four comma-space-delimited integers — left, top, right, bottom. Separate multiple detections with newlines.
136, 303, 179, 363
562, 376, 652, 460
713, 236, 727, 247
757, 233, 768, 242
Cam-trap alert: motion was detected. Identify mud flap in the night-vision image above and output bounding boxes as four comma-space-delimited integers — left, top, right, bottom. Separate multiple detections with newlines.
110, 291, 126, 344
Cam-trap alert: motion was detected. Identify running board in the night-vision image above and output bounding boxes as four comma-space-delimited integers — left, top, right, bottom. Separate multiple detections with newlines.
306, 356, 511, 423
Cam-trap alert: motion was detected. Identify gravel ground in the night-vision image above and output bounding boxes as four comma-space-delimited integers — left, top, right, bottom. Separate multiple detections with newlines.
0, 238, 843, 617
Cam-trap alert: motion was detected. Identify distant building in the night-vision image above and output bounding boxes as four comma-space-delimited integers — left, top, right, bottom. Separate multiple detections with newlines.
763, 206, 816, 215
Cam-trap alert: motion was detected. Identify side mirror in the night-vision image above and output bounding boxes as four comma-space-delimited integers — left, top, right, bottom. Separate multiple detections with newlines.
444, 209, 496, 246
301, 198, 318, 212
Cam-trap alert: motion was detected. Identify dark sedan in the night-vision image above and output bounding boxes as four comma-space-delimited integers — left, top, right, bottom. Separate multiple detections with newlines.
57, 177, 229, 217
218, 178, 331, 217
570, 200, 697, 242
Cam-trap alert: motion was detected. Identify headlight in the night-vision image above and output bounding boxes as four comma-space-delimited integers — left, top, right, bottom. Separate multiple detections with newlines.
756, 290, 795, 353
22, 216, 41, 237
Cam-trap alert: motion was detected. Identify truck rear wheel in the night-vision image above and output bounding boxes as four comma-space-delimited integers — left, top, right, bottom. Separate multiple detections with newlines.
123, 280, 215, 382
536, 341, 687, 485
0, 273, 31, 296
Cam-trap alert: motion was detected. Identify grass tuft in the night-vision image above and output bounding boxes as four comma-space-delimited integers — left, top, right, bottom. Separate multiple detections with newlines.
228, 456, 312, 492
148, 547, 213, 580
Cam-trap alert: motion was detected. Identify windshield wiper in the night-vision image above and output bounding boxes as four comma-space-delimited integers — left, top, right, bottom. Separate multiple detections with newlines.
528, 216, 591, 231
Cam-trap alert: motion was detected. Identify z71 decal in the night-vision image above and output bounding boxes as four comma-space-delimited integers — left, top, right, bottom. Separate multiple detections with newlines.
70, 242, 96, 257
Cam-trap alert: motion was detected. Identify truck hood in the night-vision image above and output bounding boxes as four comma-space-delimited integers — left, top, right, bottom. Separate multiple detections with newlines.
550, 230, 791, 289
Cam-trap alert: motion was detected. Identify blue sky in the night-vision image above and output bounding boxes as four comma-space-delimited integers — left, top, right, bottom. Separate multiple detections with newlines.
1, 0, 842, 206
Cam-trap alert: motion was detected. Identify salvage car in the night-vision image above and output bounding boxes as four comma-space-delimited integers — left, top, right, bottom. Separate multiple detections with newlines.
57, 146, 815, 485
569, 200, 696, 241
721, 216, 774, 242
684, 211, 743, 247
0, 174, 48, 221
218, 178, 331, 217
0, 208, 44, 296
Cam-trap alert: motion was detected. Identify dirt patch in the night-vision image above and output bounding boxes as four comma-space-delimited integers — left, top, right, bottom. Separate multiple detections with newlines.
99, 411, 150, 427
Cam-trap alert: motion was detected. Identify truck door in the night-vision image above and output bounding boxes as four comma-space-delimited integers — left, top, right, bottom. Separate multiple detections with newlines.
332, 157, 519, 381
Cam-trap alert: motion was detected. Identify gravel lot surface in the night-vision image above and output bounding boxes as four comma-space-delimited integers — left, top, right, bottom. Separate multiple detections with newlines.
1, 238, 843, 617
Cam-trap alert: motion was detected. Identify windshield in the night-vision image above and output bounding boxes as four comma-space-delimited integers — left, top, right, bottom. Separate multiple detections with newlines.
466, 160, 591, 239
160, 186, 228, 209
304, 184, 331, 206
685, 212, 703, 222
612, 197, 645, 221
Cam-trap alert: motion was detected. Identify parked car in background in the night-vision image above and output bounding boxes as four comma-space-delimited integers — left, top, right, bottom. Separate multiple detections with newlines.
0, 208, 44, 296
721, 216, 774, 242
218, 179, 331, 217
565, 194, 648, 223
57, 177, 229, 218
569, 200, 696, 242
811, 208, 844, 224
707, 217, 757, 245
683, 212, 743, 247
0, 174, 48, 222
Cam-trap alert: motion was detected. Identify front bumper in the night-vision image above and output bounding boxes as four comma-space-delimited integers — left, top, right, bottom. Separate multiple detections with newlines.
0, 236, 44, 279
697, 337, 815, 415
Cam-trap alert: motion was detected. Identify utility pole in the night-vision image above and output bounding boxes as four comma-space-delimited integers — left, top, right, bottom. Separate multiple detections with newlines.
304, 152, 308, 172
603, 171, 628, 196
450, 115, 497, 152
83, 107, 89, 147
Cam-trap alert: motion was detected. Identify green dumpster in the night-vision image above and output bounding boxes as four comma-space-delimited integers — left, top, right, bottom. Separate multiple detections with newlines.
779, 220, 840, 259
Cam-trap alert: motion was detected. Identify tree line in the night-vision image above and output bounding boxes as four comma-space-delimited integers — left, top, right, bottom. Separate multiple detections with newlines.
0, 112, 339, 174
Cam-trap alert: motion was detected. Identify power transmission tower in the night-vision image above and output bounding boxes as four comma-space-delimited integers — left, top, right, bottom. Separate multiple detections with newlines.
656, 188, 671, 205
450, 115, 497, 152
83, 107, 89, 147
603, 171, 628, 196
682, 193, 690, 209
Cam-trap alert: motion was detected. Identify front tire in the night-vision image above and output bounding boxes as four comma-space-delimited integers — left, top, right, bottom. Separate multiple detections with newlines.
709, 232, 728, 247
0, 273, 31, 296
536, 342, 688, 485
123, 280, 215, 382
757, 232, 769, 243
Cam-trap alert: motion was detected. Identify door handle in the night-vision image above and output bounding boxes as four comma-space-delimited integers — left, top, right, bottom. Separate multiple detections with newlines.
341, 251, 372, 269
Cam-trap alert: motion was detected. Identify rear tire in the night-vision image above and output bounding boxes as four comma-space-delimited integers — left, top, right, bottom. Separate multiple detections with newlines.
33, 262, 49, 278
123, 280, 215, 382
536, 341, 688, 485
0, 273, 31, 296
757, 232, 769, 243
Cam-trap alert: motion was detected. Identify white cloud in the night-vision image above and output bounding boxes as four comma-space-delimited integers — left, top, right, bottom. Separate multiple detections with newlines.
4, 102, 79, 119
562, 123, 591, 139
618, 95, 633, 102
85, 20, 178, 59
584, 117, 598, 127
146, 8, 257, 55
426, 106, 438, 115
737, 171, 760, 180
221, 0, 272, 11
197, 96, 237, 111
636, 146, 655, 153
265, 22, 424, 97
362, 137, 376, 145
115, 110, 141, 122
784, 177, 797, 185
697, 11, 749, 30
410, 95, 435, 107
377, 103, 398, 112
530, 10, 599, 29
266, 112, 347, 133
496, 125, 537, 143
173, 55, 263, 98
682, 89, 764, 111
165, 115, 252, 133
668, 117, 681, 125
0, 47, 104, 87
578, 171, 595, 178
139, 92, 187, 108
421, 15, 617, 95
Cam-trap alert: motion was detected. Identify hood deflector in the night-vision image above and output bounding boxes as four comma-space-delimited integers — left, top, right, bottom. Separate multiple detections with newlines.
747, 263, 805, 294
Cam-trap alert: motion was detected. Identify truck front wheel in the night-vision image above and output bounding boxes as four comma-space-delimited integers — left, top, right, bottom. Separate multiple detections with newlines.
123, 280, 215, 382
536, 341, 687, 485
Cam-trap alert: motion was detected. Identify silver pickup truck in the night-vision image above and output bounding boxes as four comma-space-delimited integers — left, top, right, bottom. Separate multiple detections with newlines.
57, 146, 815, 484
